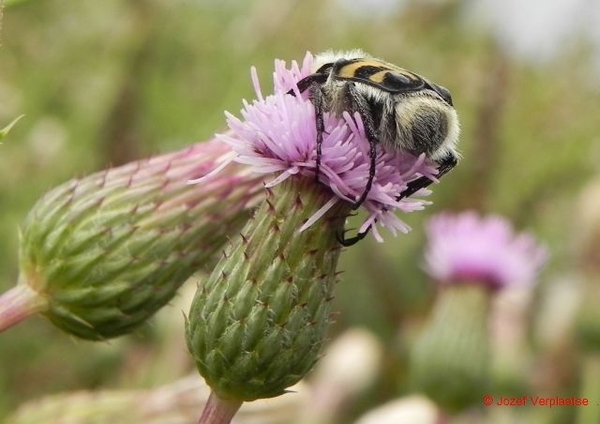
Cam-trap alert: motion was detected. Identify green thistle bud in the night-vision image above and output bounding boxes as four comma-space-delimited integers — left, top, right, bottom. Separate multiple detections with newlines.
186, 176, 349, 402
410, 284, 491, 412
0, 141, 263, 340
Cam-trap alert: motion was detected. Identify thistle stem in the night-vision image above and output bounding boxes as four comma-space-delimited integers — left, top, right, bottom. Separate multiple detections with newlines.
197, 391, 242, 424
0, 284, 47, 332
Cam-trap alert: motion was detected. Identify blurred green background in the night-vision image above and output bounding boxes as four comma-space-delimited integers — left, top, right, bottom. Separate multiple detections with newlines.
1, 0, 599, 422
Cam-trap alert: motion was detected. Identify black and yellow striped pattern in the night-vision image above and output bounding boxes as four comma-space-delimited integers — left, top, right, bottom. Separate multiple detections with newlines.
329, 58, 426, 93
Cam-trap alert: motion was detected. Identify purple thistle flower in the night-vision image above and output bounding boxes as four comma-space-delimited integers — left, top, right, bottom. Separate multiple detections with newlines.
194, 52, 438, 242
424, 211, 549, 289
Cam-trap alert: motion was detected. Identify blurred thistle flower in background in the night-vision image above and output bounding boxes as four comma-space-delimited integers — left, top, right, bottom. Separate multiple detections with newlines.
411, 211, 548, 413
186, 52, 438, 423
423, 211, 548, 289
0, 140, 264, 340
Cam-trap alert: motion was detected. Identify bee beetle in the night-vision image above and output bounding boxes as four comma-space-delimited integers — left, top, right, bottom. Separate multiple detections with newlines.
288, 50, 460, 245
